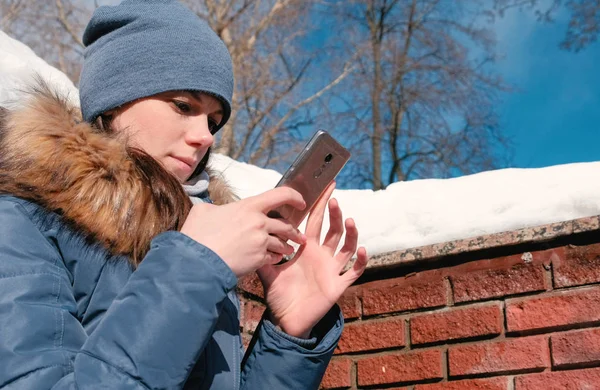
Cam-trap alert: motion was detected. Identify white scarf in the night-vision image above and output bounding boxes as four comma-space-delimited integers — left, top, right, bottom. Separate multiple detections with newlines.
183, 170, 210, 204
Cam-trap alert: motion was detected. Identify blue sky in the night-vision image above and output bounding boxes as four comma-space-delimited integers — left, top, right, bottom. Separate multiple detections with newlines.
492, 7, 600, 169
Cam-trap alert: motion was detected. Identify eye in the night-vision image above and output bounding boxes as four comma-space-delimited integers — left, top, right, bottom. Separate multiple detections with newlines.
208, 118, 220, 134
173, 101, 192, 114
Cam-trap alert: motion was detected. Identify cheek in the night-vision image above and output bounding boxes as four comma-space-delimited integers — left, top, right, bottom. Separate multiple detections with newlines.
117, 116, 174, 157
136, 128, 175, 163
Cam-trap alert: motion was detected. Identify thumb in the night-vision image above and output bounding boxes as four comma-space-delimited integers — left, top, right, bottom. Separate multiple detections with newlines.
248, 187, 306, 214
257, 264, 277, 287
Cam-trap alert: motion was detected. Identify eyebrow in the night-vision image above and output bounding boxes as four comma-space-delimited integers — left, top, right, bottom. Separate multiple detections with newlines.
188, 91, 224, 116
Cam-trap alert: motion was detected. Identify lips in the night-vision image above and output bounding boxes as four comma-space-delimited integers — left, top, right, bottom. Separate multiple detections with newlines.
171, 156, 197, 168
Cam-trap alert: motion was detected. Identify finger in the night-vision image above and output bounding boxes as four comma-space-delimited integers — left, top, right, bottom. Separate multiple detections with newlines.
305, 181, 336, 239
335, 218, 359, 266
256, 263, 271, 284
257, 254, 285, 285
342, 247, 368, 285
322, 198, 344, 255
266, 235, 295, 256
248, 187, 306, 214
266, 217, 307, 246
257, 262, 278, 286
265, 250, 285, 266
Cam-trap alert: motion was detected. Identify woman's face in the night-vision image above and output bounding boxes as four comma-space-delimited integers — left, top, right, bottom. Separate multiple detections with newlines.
109, 91, 224, 183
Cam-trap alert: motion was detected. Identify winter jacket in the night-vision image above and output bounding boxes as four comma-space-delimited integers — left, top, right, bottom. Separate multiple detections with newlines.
0, 86, 342, 389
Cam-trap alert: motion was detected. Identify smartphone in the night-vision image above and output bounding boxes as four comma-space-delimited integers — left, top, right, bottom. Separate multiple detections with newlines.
272, 130, 351, 227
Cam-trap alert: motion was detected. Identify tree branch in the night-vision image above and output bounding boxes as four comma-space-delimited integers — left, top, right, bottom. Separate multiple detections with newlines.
249, 61, 356, 164
55, 0, 84, 48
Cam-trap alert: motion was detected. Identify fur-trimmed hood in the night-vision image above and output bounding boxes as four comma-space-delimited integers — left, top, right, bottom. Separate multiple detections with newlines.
0, 84, 236, 265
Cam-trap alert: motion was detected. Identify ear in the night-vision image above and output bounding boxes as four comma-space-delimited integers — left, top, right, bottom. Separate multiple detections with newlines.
94, 111, 115, 132
94, 115, 107, 132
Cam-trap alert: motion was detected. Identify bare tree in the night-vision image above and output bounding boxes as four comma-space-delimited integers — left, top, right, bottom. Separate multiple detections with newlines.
183, 0, 356, 168
559, 0, 600, 51
494, 0, 600, 52
0, 0, 90, 81
324, 0, 509, 189
0, 0, 25, 31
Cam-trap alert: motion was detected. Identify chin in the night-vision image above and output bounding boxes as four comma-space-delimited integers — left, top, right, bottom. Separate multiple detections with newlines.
175, 171, 189, 184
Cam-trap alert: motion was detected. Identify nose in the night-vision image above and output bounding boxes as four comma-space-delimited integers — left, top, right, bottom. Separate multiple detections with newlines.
185, 116, 214, 148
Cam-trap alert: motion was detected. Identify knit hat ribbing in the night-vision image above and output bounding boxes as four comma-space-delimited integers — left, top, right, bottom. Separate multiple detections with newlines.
79, 0, 233, 129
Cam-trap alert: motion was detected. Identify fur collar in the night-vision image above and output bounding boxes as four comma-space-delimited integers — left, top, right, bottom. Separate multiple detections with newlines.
0, 83, 236, 266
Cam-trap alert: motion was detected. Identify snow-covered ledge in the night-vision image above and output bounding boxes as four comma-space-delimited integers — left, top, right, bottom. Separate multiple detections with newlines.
367, 214, 599, 270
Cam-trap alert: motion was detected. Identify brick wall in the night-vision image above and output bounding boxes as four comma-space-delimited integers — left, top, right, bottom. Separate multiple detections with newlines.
238, 226, 600, 389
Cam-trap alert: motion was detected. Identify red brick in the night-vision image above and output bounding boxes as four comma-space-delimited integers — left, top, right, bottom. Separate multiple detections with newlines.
555, 243, 600, 288
411, 304, 502, 345
362, 279, 447, 316
515, 367, 600, 390
238, 273, 264, 298
338, 288, 361, 320
448, 250, 554, 276
551, 328, 600, 368
239, 297, 265, 333
448, 336, 549, 376
337, 318, 405, 354
320, 358, 352, 389
506, 286, 600, 333
415, 377, 510, 390
357, 349, 443, 386
451, 263, 546, 303
374, 388, 410, 390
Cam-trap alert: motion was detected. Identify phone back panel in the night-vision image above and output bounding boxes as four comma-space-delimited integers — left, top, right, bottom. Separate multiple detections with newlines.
274, 130, 350, 227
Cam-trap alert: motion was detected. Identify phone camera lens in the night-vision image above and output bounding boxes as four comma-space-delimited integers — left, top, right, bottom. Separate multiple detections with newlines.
324, 153, 333, 163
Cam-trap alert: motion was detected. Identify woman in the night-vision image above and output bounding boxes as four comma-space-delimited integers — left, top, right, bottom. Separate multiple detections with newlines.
0, 0, 367, 389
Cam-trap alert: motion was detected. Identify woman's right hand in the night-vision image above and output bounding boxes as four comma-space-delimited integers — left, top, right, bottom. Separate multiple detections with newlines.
180, 187, 307, 278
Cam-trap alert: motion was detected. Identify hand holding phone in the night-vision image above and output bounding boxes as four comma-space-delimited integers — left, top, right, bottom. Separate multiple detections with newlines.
271, 130, 350, 227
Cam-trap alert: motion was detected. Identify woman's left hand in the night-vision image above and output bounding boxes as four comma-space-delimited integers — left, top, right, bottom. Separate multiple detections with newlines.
257, 181, 368, 339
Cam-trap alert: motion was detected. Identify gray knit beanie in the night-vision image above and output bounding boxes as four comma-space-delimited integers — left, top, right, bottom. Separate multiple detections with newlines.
79, 0, 233, 129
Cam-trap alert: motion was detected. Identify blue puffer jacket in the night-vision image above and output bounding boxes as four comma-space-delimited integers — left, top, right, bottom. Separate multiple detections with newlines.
0, 89, 342, 389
